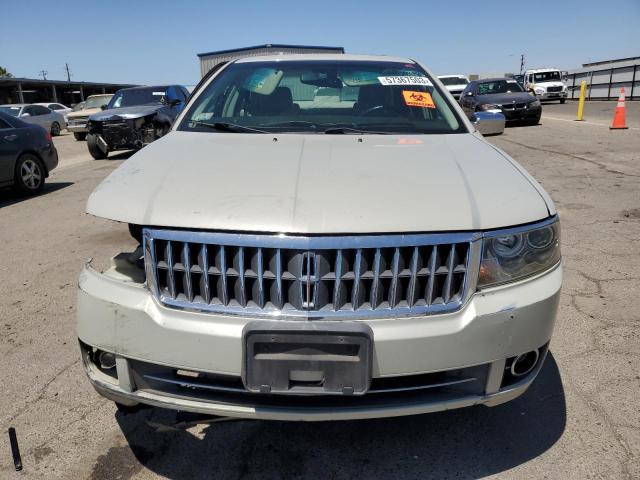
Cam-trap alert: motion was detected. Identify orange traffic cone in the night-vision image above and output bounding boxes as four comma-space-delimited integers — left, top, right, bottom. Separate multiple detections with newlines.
610, 88, 628, 130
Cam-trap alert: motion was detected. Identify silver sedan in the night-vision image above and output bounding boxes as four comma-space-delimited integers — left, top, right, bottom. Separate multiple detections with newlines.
0, 104, 67, 136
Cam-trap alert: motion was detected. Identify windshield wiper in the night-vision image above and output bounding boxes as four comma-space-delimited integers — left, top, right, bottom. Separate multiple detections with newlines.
258, 120, 320, 129
190, 121, 269, 133
323, 126, 391, 135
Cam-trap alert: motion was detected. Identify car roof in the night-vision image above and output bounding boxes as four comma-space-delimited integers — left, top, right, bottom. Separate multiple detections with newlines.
0, 110, 32, 127
525, 68, 560, 73
0, 103, 27, 107
438, 75, 467, 78
474, 77, 516, 83
234, 53, 415, 64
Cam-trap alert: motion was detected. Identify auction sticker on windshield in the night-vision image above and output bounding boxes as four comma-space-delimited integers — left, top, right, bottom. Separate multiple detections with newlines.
402, 90, 436, 108
378, 76, 433, 86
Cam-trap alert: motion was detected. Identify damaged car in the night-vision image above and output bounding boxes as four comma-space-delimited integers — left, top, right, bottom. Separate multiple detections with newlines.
86, 85, 189, 159
78, 54, 561, 421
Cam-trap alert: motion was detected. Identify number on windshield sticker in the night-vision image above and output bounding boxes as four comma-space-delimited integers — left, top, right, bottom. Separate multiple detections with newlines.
378, 76, 433, 86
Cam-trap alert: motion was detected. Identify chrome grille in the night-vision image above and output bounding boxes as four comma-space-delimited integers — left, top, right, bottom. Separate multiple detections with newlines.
547, 86, 562, 93
501, 103, 527, 110
68, 115, 89, 123
144, 229, 480, 318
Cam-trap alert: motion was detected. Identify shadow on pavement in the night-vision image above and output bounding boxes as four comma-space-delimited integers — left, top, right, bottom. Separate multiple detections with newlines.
97, 353, 566, 480
0, 181, 74, 209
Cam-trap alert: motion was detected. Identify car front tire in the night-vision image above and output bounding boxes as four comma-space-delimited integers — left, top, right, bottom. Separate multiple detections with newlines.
73, 132, 87, 141
50, 122, 61, 136
560, 98, 566, 104
14, 154, 45, 195
87, 134, 109, 159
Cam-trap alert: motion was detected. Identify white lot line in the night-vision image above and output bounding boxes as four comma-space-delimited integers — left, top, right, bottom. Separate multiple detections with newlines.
542, 115, 640, 131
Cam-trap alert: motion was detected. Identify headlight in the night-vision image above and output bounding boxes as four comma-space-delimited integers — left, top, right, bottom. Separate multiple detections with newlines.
478, 218, 560, 288
528, 99, 541, 108
534, 87, 545, 94
476, 104, 500, 111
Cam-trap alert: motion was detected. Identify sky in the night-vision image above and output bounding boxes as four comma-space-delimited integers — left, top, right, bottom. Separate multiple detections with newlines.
1, 0, 638, 86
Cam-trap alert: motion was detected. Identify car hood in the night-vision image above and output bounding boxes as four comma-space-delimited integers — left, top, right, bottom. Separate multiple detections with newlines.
89, 104, 162, 121
87, 131, 552, 233
477, 92, 536, 104
67, 107, 103, 119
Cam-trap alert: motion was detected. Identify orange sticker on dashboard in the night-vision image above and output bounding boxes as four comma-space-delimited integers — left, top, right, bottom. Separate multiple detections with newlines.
402, 90, 436, 108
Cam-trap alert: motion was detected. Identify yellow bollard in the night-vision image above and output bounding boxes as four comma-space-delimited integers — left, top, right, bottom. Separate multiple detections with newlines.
576, 80, 587, 121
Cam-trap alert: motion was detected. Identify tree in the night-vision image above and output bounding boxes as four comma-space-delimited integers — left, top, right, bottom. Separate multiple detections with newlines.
0, 66, 14, 78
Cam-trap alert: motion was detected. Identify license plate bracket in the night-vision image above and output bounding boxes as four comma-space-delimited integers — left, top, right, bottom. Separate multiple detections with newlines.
243, 321, 373, 396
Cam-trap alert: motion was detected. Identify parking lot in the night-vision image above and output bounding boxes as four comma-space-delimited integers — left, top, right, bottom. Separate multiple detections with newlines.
1, 101, 639, 479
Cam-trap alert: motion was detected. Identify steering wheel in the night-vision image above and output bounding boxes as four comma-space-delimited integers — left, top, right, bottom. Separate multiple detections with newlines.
358, 105, 396, 116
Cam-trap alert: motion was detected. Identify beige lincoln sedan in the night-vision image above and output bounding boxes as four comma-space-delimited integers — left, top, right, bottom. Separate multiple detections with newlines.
77, 54, 561, 421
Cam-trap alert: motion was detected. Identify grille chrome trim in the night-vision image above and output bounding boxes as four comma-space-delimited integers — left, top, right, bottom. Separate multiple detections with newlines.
144, 229, 482, 319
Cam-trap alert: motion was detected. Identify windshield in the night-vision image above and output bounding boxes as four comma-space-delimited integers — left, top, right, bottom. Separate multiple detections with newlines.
180, 60, 465, 134
477, 79, 524, 95
72, 102, 85, 111
0, 106, 22, 117
439, 77, 468, 86
108, 88, 166, 108
84, 96, 112, 109
533, 71, 561, 82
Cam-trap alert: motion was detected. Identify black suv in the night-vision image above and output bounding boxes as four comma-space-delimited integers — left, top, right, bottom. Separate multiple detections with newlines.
86, 85, 189, 159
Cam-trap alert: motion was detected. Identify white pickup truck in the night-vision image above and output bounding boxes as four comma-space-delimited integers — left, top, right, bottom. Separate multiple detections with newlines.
524, 69, 568, 103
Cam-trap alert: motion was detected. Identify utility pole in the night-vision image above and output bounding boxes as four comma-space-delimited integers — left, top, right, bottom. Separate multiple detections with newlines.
519, 54, 525, 75
39, 69, 48, 80
65, 63, 72, 82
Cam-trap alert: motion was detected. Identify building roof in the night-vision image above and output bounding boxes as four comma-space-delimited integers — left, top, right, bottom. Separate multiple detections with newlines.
197, 43, 344, 58
0, 77, 136, 87
582, 56, 640, 67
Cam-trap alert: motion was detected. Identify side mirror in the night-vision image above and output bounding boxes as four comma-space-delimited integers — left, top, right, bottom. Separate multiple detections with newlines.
20, 112, 31, 117
471, 111, 505, 136
101, 105, 108, 110
465, 91, 474, 97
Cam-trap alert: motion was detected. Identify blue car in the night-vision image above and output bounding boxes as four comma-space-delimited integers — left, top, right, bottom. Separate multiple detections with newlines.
86, 85, 189, 159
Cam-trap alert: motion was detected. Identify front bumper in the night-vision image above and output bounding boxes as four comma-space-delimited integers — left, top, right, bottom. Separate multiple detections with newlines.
67, 121, 88, 133
537, 91, 568, 100
502, 107, 541, 121
77, 261, 561, 420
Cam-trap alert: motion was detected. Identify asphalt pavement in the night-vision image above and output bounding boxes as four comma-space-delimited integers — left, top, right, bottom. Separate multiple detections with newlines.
1, 102, 638, 479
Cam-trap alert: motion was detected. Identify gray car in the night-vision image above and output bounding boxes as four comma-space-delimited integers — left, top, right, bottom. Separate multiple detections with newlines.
459, 78, 542, 125
0, 104, 67, 136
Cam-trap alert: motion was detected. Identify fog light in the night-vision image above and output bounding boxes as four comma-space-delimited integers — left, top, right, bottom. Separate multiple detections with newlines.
98, 351, 116, 370
510, 349, 539, 377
